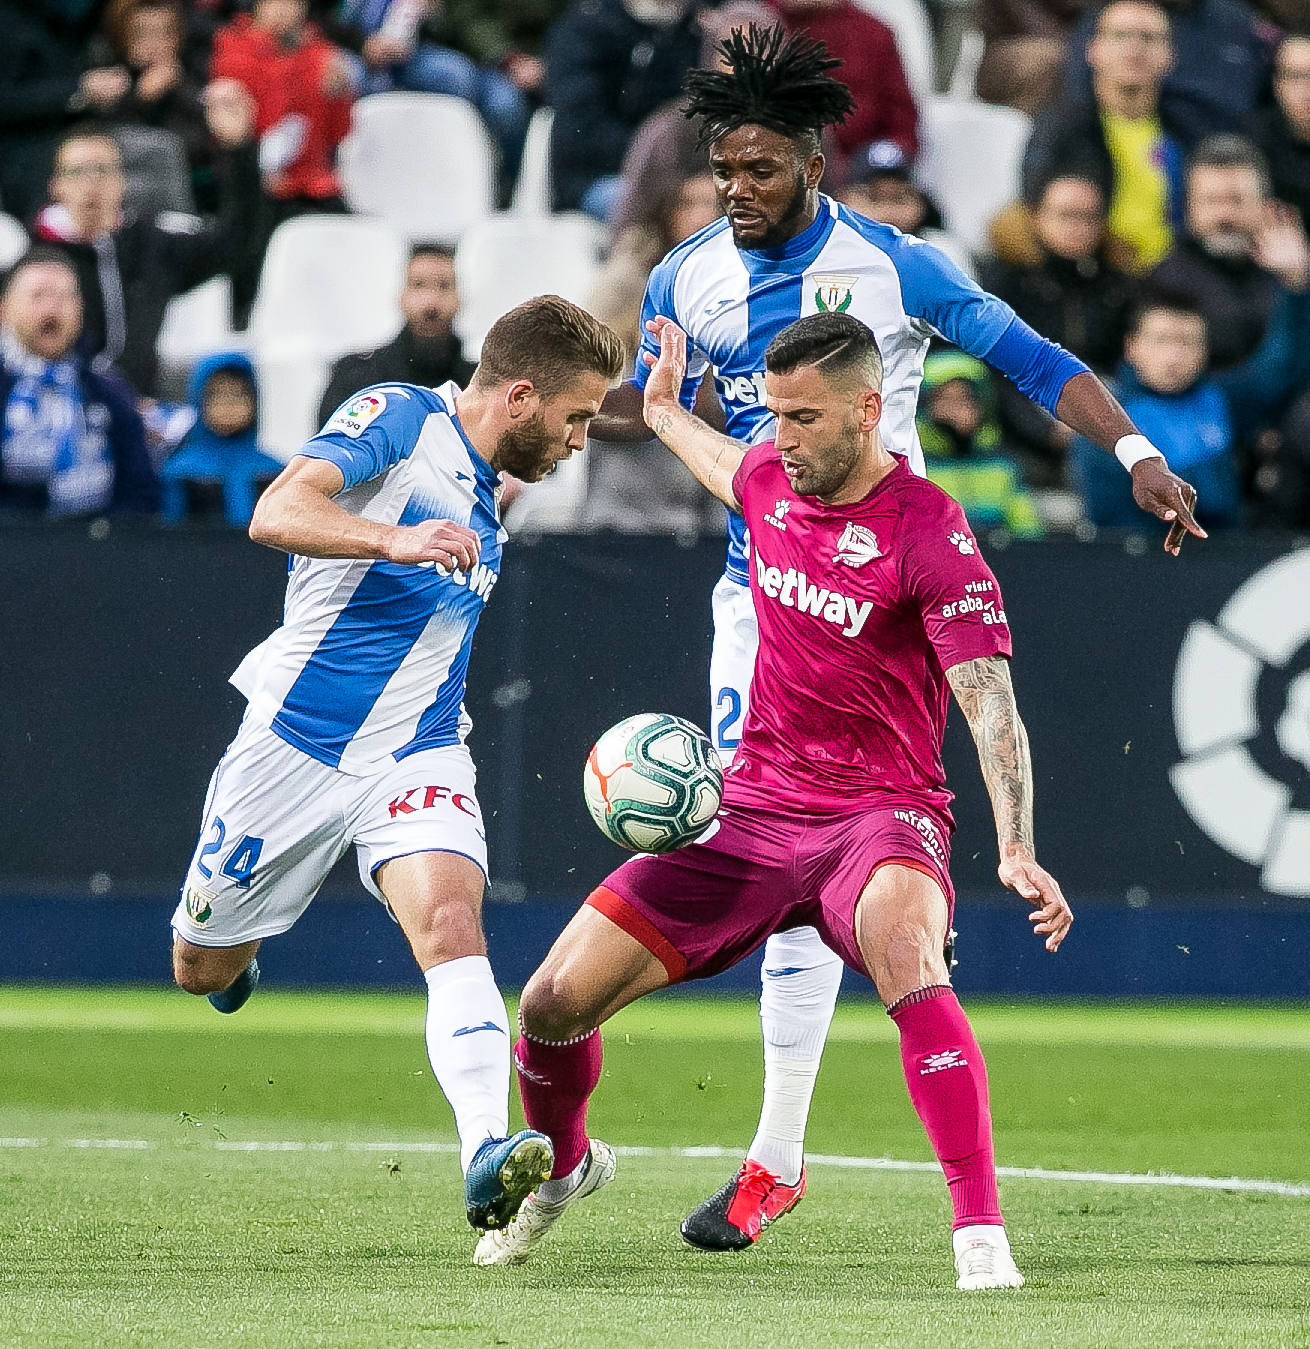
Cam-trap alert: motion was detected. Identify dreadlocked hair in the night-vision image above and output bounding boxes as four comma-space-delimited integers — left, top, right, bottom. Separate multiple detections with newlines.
682, 23, 856, 152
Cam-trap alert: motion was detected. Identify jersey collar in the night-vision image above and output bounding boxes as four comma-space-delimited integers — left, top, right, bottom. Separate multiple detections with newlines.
738, 195, 837, 275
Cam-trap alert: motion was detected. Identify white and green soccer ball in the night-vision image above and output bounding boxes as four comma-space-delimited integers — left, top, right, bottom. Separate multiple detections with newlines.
583, 712, 724, 853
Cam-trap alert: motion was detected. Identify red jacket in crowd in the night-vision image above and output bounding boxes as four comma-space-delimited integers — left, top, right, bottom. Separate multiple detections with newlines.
210, 14, 353, 201
768, 0, 919, 166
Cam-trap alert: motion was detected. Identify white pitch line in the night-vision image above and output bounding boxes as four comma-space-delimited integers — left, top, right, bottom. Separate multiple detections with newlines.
3, 1136, 1307, 1197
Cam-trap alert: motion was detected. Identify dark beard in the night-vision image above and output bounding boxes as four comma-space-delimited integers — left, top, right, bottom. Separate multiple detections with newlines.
493, 410, 557, 482
737, 173, 813, 250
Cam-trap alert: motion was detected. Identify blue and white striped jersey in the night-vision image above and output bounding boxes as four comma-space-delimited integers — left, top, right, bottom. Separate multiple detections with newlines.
230, 381, 506, 776
633, 195, 1087, 584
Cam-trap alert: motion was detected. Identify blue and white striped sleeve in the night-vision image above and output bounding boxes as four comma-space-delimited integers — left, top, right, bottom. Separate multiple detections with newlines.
299, 386, 429, 489
632, 254, 711, 407
895, 235, 1089, 414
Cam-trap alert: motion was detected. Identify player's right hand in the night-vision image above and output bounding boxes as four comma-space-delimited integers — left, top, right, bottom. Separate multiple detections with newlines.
386, 520, 480, 571
998, 853, 1073, 952
642, 316, 689, 426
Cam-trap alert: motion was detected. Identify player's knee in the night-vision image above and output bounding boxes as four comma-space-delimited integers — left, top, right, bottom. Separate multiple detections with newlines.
518, 968, 593, 1042
875, 920, 946, 1001
172, 942, 234, 996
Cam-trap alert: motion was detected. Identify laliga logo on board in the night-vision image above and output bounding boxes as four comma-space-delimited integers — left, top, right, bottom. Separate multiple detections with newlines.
1170, 548, 1310, 897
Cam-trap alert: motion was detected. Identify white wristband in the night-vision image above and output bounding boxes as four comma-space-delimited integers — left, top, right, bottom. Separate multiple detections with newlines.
1114, 434, 1164, 473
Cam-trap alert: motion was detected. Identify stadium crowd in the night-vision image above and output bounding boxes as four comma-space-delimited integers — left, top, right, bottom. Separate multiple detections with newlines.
3, 0, 1310, 533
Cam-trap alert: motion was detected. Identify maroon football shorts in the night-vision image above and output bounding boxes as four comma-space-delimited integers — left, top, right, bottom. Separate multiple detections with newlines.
586, 797, 955, 982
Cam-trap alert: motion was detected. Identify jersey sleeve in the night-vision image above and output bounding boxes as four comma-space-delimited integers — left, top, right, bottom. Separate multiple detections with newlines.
899, 495, 1013, 670
894, 235, 1089, 413
631, 252, 711, 406
731, 441, 778, 514
298, 386, 429, 490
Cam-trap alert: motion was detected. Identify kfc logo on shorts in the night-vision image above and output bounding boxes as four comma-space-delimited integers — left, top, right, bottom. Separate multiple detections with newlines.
388, 785, 479, 819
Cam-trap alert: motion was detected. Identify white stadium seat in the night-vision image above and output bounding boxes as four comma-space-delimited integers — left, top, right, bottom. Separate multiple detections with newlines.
511, 107, 555, 217
250, 214, 408, 360
156, 276, 242, 380
917, 96, 1032, 256
453, 212, 607, 358
338, 92, 496, 243
854, 0, 937, 103
0, 212, 28, 271
249, 215, 407, 453
255, 347, 330, 460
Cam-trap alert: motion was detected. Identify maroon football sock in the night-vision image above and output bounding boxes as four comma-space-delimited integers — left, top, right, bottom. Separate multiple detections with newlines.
514, 1027, 603, 1178
888, 984, 1003, 1229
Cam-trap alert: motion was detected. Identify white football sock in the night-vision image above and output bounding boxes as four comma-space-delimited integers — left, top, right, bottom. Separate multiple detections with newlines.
422, 955, 511, 1175
746, 927, 844, 1186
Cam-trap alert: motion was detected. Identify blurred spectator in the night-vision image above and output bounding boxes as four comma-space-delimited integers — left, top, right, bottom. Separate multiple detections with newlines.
96, 0, 211, 191
160, 351, 281, 525
838, 140, 975, 275
1250, 34, 1310, 235
317, 245, 475, 424
975, 0, 1094, 114
592, 170, 720, 358
765, 0, 918, 174
30, 84, 261, 398
1023, 0, 1184, 273
1063, 0, 1275, 149
611, 2, 774, 236
916, 350, 1044, 537
1071, 288, 1310, 527
1149, 135, 1308, 369
210, 0, 355, 219
0, 249, 158, 518
544, 0, 702, 219
425, 0, 570, 99
339, 0, 532, 202
0, 0, 125, 223
981, 175, 1137, 482
582, 167, 725, 532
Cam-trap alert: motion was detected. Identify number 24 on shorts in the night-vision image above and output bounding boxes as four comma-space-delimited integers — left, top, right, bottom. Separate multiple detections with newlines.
195, 816, 264, 889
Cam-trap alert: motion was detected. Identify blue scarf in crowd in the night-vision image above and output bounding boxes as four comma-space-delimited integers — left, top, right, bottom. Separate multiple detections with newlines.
2, 334, 114, 517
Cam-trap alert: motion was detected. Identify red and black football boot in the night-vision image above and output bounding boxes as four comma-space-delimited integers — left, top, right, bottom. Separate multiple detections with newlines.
680, 1160, 807, 1251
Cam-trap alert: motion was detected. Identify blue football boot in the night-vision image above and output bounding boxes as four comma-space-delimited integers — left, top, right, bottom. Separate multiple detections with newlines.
207, 959, 260, 1014
464, 1129, 555, 1231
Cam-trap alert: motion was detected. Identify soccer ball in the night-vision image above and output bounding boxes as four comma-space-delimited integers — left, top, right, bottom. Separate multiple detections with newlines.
583, 713, 724, 853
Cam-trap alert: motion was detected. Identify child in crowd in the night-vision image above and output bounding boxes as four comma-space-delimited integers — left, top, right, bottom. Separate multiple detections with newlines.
916, 350, 1044, 537
160, 352, 281, 526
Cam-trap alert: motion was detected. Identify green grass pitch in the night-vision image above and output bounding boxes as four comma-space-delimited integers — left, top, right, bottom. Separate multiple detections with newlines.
1, 986, 1308, 1348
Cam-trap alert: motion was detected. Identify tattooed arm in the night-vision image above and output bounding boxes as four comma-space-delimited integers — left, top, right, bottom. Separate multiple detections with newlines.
641, 316, 745, 510
946, 655, 1073, 952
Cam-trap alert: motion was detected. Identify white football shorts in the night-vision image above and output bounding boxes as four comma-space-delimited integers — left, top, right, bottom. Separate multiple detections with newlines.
171, 714, 488, 948
709, 572, 759, 766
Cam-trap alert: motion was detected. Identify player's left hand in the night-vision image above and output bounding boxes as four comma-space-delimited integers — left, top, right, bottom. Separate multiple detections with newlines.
1130, 458, 1206, 555
998, 852, 1073, 952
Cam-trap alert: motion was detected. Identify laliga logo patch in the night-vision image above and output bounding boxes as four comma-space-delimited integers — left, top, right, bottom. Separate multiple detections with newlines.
833, 521, 881, 566
327, 392, 387, 439
1170, 548, 1310, 896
